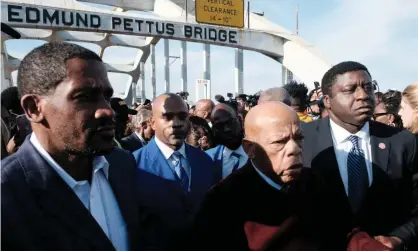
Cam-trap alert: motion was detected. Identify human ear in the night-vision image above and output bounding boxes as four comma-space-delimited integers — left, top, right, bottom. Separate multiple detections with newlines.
242, 139, 256, 159
21, 94, 44, 123
323, 95, 331, 109
150, 116, 157, 130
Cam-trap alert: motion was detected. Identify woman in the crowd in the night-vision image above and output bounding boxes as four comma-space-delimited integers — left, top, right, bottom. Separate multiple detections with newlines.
374, 91, 383, 106
189, 105, 196, 115
186, 116, 214, 150
373, 90, 403, 128
399, 83, 418, 134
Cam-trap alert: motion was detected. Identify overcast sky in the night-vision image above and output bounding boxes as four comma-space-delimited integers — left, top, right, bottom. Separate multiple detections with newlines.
6, 0, 418, 102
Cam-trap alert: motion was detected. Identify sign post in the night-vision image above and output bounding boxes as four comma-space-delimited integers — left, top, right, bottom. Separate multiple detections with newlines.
195, 79, 211, 100
195, 0, 244, 28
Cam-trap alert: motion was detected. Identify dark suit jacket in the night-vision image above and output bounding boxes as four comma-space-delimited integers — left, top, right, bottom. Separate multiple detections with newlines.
121, 132, 144, 152
133, 138, 215, 251
1, 138, 142, 251
302, 118, 418, 248
193, 162, 333, 251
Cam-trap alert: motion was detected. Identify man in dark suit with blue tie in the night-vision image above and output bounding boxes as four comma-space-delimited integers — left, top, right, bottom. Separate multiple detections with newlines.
133, 93, 214, 251
1, 42, 142, 251
206, 103, 248, 183
302, 61, 418, 250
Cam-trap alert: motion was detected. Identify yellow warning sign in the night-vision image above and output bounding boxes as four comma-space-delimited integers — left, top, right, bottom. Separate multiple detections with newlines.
195, 0, 244, 28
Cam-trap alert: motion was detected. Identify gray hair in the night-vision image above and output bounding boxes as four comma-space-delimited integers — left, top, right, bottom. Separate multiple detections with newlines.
258, 87, 291, 106
131, 109, 152, 128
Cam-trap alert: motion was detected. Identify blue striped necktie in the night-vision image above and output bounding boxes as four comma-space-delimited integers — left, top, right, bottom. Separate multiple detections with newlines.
231, 152, 241, 172
173, 152, 189, 193
347, 135, 369, 212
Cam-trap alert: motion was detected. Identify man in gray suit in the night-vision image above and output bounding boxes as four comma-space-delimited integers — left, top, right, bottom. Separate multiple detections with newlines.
1, 42, 142, 251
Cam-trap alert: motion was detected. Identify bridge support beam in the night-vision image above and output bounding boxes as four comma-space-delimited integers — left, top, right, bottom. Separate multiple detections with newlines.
181, 41, 187, 92
234, 48, 244, 95
139, 61, 146, 102
203, 44, 211, 99
150, 44, 156, 99
164, 39, 170, 92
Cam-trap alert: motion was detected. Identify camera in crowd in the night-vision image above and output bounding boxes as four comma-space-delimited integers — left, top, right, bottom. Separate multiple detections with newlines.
176, 91, 189, 100
214, 92, 260, 111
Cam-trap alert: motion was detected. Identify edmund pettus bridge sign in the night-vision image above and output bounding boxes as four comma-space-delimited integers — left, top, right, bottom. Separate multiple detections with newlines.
195, 0, 244, 28
1, 1, 285, 59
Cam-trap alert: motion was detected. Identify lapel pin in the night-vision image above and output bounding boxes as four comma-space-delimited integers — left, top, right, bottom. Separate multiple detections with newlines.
378, 143, 386, 149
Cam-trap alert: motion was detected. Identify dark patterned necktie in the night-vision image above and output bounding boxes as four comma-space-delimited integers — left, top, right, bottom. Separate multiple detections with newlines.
231, 152, 241, 172
347, 135, 369, 212
173, 152, 189, 193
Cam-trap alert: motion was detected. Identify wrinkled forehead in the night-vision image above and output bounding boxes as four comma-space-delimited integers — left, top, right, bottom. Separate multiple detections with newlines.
334, 70, 372, 88
251, 116, 301, 140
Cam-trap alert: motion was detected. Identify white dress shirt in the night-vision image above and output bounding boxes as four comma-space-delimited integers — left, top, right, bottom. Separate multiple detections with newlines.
329, 119, 373, 196
154, 136, 191, 187
222, 145, 248, 178
134, 131, 147, 145
30, 134, 129, 251
251, 160, 282, 190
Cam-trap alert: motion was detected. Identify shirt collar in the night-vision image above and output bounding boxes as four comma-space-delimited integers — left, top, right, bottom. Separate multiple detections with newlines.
154, 136, 186, 160
329, 119, 370, 145
30, 133, 109, 189
251, 160, 282, 191
223, 145, 246, 159
134, 131, 147, 145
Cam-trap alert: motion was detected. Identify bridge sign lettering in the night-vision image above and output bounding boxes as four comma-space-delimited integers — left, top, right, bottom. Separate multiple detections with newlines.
2, 2, 239, 45
195, 0, 244, 28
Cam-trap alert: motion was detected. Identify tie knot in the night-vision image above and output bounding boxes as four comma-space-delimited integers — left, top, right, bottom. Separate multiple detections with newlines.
172, 151, 182, 160
348, 135, 360, 148
231, 152, 240, 159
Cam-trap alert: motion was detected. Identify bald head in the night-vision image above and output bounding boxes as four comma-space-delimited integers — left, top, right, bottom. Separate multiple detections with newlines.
258, 87, 291, 106
151, 93, 189, 150
152, 93, 187, 116
243, 101, 303, 184
195, 99, 215, 121
245, 101, 298, 140
196, 99, 215, 110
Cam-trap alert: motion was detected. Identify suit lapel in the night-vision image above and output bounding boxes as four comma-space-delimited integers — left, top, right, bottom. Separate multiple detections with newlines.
106, 149, 139, 250
213, 145, 224, 183
20, 140, 115, 251
146, 139, 177, 180
312, 118, 351, 210
369, 121, 390, 174
145, 139, 187, 202
131, 133, 144, 148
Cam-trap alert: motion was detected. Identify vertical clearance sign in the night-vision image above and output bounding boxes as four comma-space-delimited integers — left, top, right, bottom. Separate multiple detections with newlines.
195, 0, 244, 28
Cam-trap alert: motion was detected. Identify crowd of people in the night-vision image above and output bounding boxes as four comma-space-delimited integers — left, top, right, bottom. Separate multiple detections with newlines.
1, 42, 418, 251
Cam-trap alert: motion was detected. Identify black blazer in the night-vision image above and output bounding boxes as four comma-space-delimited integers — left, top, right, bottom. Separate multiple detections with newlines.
121, 132, 144, 152
302, 118, 418, 248
1, 137, 142, 251
193, 162, 334, 251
